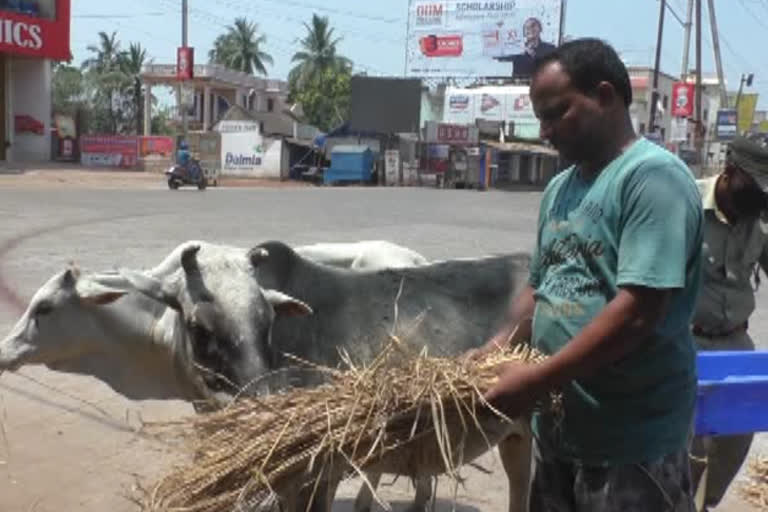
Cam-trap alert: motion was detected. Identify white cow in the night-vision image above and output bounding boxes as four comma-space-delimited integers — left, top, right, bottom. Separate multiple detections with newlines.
0, 240, 433, 511
295, 240, 428, 270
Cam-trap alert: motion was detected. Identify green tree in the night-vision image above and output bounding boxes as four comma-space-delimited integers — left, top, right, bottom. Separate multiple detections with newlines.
52, 64, 86, 115
82, 31, 125, 134
119, 43, 150, 134
209, 18, 273, 76
288, 14, 351, 91
292, 66, 351, 132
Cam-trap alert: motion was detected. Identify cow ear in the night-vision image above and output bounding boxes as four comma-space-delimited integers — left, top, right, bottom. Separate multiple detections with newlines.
262, 289, 313, 317
74, 278, 127, 306
118, 269, 183, 311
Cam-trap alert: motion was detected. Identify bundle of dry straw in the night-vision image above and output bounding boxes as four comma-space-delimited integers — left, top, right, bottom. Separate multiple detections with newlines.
741, 455, 768, 509
140, 338, 558, 512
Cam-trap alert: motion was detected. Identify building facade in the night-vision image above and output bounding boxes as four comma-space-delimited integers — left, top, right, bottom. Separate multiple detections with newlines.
0, 0, 70, 163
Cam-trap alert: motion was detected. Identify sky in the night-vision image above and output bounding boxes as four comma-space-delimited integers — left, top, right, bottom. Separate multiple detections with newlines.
68, 0, 768, 110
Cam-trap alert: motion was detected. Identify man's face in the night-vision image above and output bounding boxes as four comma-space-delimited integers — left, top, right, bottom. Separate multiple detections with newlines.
524, 20, 541, 43
531, 61, 608, 163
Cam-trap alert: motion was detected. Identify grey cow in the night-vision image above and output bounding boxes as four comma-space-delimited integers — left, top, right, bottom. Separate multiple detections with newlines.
0, 239, 445, 511
118, 240, 535, 512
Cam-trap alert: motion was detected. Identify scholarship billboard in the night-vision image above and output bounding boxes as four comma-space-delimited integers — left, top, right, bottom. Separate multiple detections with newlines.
406, 0, 564, 79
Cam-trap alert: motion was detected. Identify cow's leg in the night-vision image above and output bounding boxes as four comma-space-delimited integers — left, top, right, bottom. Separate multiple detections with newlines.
404, 476, 434, 512
498, 428, 533, 512
353, 471, 382, 512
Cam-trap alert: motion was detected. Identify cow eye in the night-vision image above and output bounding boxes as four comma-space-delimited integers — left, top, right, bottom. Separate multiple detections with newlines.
34, 301, 54, 316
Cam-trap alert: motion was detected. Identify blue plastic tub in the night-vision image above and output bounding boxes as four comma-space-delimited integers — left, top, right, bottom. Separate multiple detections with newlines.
695, 350, 768, 436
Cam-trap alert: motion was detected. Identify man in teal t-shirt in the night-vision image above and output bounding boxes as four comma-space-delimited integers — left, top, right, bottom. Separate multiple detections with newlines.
472, 38, 703, 510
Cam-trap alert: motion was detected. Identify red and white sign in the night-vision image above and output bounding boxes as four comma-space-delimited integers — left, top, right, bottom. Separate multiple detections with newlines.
672, 82, 695, 118
419, 34, 463, 57
80, 136, 139, 168
425, 121, 479, 144
0, 0, 70, 60
177, 46, 194, 80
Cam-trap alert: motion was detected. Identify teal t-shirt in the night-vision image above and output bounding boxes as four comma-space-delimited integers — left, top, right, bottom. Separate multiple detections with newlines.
529, 138, 704, 465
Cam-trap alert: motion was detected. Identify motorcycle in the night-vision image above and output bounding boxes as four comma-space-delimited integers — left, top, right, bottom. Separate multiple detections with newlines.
165, 159, 207, 190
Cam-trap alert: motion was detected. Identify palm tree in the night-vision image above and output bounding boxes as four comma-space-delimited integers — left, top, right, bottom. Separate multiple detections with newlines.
82, 31, 124, 134
119, 43, 149, 134
209, 18, 273, 76
289, 14, 351, 89
82, 31, 121, 73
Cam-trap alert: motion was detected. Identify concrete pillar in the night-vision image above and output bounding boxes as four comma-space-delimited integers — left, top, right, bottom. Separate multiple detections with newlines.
236, 88, 245, 108
144, 83, 152, 136
203, 86, 211, 131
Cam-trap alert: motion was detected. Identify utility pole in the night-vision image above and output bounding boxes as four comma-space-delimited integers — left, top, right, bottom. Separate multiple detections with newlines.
695, 0, 703, 169
181, 0, 188, 139
649, 0, 666, 135
681, 0, 694, 79
707, 0, 728, 108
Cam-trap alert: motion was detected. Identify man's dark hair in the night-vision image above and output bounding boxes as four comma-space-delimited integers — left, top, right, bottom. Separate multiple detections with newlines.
726, 163, 768, 217
524, 17, 542, 30
533, 38, 633, 107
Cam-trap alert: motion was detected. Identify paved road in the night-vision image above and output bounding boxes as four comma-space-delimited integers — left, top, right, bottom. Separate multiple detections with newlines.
0, 177, 762, 511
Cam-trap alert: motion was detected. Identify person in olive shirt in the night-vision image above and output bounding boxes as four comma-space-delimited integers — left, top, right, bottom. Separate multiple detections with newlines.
690, 136, 768, 511
469, 38, 703, 510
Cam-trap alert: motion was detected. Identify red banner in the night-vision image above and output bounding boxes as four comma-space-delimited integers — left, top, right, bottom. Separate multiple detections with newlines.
672, 82, 695, 118
177, 47, 194, 80
139, 136, 175, 157
0, 0, 71, 60
80, 135, 138, 168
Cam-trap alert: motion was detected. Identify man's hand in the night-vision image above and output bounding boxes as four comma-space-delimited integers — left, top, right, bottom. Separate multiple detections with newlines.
483, 360, 543, 419
461, 316, 534, 365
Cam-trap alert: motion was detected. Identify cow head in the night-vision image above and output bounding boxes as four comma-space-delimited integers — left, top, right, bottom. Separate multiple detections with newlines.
118, 243, 312, 401
0, 267, 128, 372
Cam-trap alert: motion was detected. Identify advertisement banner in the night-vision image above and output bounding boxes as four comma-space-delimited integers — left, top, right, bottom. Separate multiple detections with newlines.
80, 135, 138, 168
716, 109, 738, 140
443, 85, 540, 138
139, 136, 174, 158
177, 46, 194, 80
669, 117, 689, 142
737, 93, 759, 134
0, 0, 71, 60
385, 149, 400, 185
406, 0, 563, 78
220, 132, 282, 178
671, 82, 695, 117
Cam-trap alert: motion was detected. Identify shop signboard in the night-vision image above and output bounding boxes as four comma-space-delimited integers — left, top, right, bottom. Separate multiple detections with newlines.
0, 0, 71, 60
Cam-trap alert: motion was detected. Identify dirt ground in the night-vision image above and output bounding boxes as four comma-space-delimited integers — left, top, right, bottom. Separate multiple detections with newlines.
0, 168, 762, 512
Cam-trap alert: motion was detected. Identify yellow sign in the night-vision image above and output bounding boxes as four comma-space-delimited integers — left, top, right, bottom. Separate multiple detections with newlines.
737, 93, 759, 133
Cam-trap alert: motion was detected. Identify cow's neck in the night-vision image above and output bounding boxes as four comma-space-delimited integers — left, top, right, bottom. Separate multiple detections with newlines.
59, 296, 200, 402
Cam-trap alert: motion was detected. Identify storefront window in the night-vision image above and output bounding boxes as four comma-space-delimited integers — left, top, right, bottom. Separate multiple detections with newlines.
0, 0, 56, 20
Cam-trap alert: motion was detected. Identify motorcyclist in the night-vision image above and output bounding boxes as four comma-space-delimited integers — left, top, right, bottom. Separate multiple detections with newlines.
176, 141, 191, 177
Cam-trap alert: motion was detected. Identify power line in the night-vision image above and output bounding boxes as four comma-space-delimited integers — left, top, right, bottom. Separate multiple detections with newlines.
737, 0, 768, 31
250, 0, 404, 24
73, 12, 165, 19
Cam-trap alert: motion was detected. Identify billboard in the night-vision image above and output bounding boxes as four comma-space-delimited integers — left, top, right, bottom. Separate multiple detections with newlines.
737, 93, 759, 134
406, 0, 564, 78
716, 109, 738, 140
80, 135, 138, 168
443, 85, 541, 139
349, 76, 422, 133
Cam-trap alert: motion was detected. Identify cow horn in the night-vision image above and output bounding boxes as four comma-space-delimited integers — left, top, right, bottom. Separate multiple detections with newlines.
248, 247, 269, 267
181, 245, 201, 275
